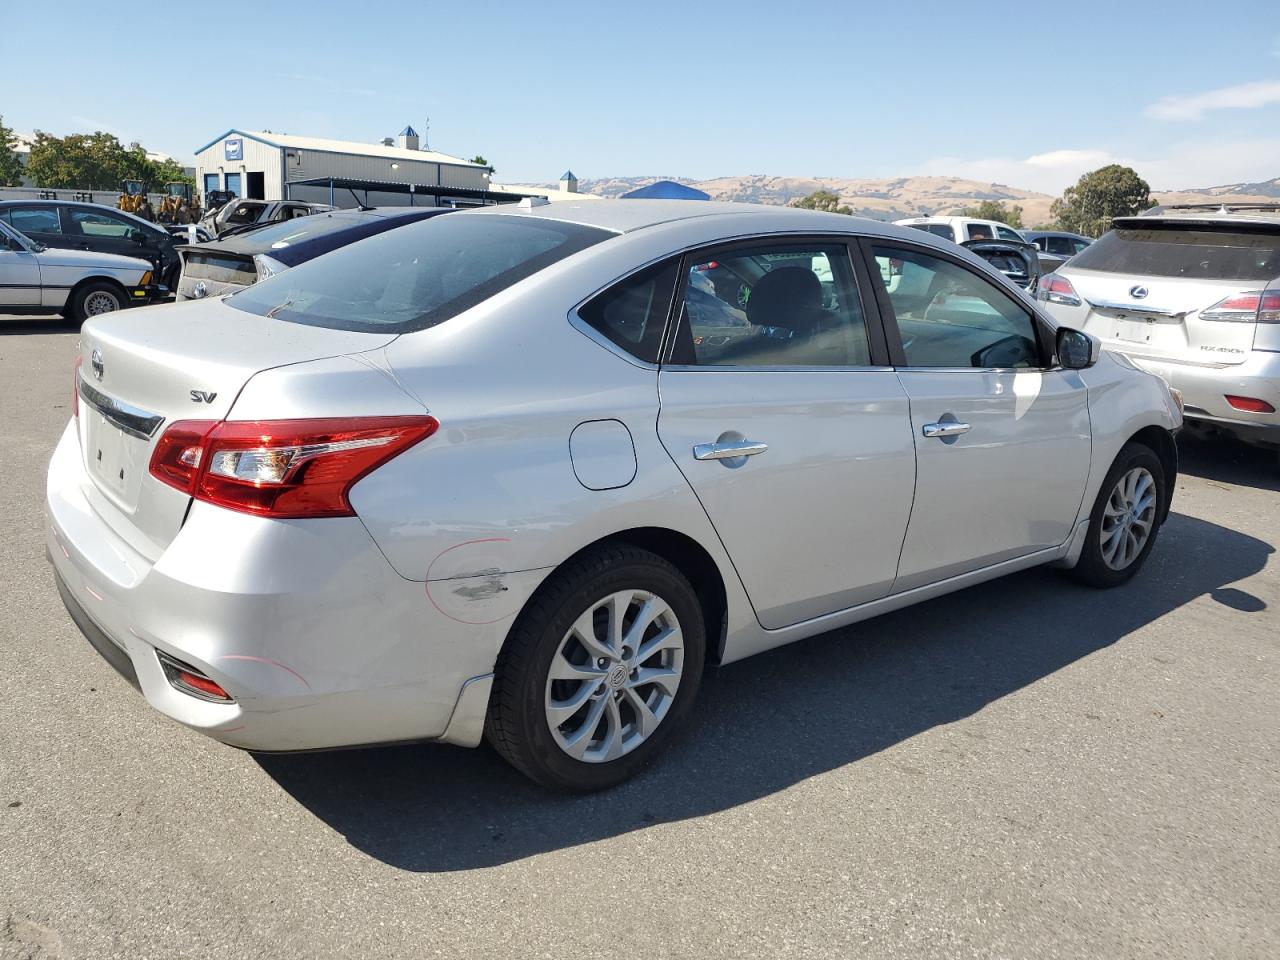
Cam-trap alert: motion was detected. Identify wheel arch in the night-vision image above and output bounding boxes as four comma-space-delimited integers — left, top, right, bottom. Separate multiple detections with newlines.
1126, 424, 1178, 522
68, 275, 130, 310
508, 526, 730, 665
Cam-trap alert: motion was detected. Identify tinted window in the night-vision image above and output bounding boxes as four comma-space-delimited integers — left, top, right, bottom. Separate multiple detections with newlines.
5, 206, 61, 234
578, 260, 677, 363
995, 226, 1023, 242
909, 223, 956, 242
673, 243, 870, 367
69, 209, 135, 238
1071, 226, 1280, 281
229, 214, 612, 333
1045, 237, 1071, 256
873, 246, 1041, 368
966, 223, 993, 241
1070, 238, 1091, 254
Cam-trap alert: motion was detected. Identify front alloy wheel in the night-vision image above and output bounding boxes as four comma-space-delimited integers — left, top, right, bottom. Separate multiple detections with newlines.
1099, 467, 1157, 571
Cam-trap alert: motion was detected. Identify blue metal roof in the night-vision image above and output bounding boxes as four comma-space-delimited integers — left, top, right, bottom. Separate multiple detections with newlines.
400, 125, 418, 137
560, 170, 577, 181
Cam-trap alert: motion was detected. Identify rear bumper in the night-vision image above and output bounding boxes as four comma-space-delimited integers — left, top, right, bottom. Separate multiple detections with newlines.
45, 420, 526, 752
1122, 350, 1280, 446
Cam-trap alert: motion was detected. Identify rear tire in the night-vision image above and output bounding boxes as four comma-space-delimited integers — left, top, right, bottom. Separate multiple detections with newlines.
485, 545, 705, 791
70, 282, 124, 322
1070, 442, 1167, 588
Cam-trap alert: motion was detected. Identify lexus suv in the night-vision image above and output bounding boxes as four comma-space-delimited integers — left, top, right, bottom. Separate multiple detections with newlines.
47, 200, 1181, 790
1038, 204, 1280, 451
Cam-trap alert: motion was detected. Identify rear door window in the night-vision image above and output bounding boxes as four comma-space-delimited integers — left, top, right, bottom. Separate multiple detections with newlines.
1070, 226, 1280, 280
671, 243, 871, 367
995, 226, 1023, 242
4, 205, 62, 235
228, 213, 612, 333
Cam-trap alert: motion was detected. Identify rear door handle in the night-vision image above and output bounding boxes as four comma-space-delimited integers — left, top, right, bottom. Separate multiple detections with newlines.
922, 421, 971, 439
693, 439, 768, 461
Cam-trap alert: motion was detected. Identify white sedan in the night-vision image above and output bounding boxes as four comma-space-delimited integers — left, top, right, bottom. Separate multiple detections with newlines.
0, 219, 165, 320
46, 200, 1182, 790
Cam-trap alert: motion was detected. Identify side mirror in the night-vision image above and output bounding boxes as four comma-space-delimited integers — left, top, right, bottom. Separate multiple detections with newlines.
1057, 327, 1100, 369
128, 228, 148, 245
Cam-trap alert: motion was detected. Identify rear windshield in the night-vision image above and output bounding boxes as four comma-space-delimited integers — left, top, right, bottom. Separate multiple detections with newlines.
1070, 226, 1280, 281
227, 214, 613, 333
908, 223, 957, 242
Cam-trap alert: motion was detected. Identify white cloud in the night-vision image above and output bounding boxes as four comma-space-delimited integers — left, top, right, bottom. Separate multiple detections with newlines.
915, 139, 1280, 194
1145, 80, 1280, 121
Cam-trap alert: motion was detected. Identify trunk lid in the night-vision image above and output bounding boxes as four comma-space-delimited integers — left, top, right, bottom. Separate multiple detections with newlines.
75, 297, 398, 559
1060, 220, 1280, 366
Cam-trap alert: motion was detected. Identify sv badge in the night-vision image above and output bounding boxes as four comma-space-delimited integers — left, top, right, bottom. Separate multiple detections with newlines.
190, 390, 218, 404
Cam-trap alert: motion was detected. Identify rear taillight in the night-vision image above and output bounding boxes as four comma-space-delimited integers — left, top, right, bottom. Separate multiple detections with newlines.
72, 355, 82, 420
1037, 273, 1081, 306
149, 416, 438, 518
1225, 395, 1276, 414
1200, 290, 1280, 323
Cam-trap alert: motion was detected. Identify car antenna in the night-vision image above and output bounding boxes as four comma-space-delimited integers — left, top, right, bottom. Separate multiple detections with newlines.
346, 188, 373, 212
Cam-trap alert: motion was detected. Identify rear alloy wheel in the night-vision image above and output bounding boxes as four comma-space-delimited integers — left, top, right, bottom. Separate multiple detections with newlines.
1071, 442, 1167, 588
70, 282, 124, 322
486, 546, 705, 790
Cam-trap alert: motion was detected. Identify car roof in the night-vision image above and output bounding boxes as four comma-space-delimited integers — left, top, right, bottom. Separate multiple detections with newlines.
0, 197, 164, 230
200, 207, 447, 255
463, 198, 882, 234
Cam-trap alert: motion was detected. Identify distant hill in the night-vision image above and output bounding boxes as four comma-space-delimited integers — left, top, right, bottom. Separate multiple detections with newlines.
540, 174, 1280, 225
544, 174, 1058, 224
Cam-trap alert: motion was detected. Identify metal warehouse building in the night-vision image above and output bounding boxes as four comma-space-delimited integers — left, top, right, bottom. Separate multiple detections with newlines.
193, 126, 512, 208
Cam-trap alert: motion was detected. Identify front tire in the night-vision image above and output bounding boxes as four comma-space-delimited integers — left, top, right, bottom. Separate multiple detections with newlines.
1071, 442, 1167, 588
485, 545, 705, 791
70, 282, 124, 322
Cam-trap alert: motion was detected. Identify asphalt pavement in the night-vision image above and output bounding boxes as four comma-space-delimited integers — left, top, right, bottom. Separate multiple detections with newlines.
1, 314, 1276, 959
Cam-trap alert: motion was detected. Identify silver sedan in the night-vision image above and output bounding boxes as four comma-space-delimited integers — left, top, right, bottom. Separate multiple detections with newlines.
46, 200, 1182, 790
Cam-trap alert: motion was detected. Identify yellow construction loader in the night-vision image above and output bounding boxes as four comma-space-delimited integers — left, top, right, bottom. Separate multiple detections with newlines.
157, 182, 201, 225
117, 180, 155, 221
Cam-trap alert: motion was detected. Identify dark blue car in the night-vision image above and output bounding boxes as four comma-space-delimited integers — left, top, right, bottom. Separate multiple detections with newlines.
174, 206, 451, 301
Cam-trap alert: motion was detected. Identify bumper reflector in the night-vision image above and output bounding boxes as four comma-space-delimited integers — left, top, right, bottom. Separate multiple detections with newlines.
156, 651, 234, 702
1225, 395, 1276, 414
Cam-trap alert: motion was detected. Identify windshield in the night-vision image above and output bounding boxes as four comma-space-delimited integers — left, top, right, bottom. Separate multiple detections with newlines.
228, 213, 613, 333
1071, 225, 1280, 281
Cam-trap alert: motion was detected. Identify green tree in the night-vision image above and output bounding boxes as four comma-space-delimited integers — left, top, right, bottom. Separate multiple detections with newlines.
470, 155, 493, 174
958, 200, 1024, 228
1050, 164, 1155, 238
791, 189, 852, 215
0, 115, 23, 186
22, 130, 190, 192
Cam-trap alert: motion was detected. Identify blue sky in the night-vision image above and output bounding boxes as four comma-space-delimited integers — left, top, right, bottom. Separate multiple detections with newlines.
4, 0, 1280, 193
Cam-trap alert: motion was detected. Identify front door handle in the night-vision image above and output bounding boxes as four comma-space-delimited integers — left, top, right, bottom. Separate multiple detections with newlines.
693, 439, 769, 461
922, 421, 971, 439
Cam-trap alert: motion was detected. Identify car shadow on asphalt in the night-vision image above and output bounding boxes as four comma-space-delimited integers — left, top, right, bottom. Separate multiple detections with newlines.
1177, 430, 1279, 492
256, 511, 1272, 873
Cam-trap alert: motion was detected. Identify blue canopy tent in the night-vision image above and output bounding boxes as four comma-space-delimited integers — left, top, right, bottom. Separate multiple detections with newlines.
620, 180, 710, 200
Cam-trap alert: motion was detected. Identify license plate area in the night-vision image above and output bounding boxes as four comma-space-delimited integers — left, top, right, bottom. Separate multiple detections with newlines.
84, 410, 148, 509
1115, 317, 1153, 343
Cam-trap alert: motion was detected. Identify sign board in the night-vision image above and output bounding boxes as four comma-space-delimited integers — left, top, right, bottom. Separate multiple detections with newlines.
224, 138, 243, 161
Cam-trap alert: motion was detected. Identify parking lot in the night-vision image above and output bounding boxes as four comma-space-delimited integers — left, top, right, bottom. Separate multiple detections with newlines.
1, 314, 1277, 959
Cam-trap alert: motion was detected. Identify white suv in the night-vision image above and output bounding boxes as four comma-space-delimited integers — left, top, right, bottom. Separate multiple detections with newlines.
1037, 204, 1280, 451
894, 216, 1027, 244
